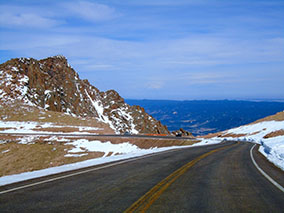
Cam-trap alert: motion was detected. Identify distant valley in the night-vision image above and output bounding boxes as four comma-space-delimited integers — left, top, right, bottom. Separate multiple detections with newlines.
126, 99, 284, 136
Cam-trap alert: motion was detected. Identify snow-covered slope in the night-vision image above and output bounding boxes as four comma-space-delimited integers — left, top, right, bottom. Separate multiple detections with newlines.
201, 111, 284, 170
0, 56, 169, 134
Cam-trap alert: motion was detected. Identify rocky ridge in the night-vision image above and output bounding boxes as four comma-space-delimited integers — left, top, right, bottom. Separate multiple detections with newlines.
172, 128, 194, 137
0, 56, 169, 134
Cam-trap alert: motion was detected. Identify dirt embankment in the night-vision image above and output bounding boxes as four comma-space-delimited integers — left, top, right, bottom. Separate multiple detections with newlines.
264, 130, 284, 138
253, 111, 284, 123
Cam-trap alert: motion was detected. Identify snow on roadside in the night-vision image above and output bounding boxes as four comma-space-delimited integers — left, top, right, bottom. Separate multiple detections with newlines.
65, 139, 140, 157
226, 121, 284, 144
258, 136, 284, 171
227, 120, 284, 170
200, 120, 284, 171
192, 137, 223, 146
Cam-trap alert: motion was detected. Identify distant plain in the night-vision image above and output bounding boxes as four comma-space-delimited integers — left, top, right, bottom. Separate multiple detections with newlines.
126, 100, 284, 136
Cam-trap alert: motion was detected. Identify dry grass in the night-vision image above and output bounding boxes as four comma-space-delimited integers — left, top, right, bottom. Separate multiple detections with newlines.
221, 133, 247, 138
0, 128, 14, 131
197, 132, 222, 139
253, 111, 284, 123
264, 130, 284, 138
0, 139, 105, 177
0, 100, 114, 134
199, 132, 246, 139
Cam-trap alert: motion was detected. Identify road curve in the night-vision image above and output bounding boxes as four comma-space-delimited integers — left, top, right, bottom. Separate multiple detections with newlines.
0, 141, 283, 212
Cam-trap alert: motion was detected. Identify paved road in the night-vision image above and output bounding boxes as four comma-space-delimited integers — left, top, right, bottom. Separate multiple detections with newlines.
0, 141, 283, 212
0, 132, 195, 140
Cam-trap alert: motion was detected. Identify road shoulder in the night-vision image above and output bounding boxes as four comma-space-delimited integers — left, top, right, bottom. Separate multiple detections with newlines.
252, 144, 284, 189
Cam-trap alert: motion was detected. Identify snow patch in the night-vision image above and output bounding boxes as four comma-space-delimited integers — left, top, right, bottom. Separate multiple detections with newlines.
227, 121, 284, 143
11, 67, 19, 72
201, 120, 284, 171
18, 136, 39, 144
85, 90, 117, 132
1, 149, 10, 154
44, 136, 70, 142
258, 136, 284, 171
18, 75, 29, 84
66, 139, 141, 156
65, 153, 88, 157
0, 70, 32, 105
44, 104, 50, 110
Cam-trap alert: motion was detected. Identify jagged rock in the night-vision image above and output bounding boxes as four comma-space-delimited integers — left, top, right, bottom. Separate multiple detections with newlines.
0, 56, 170, 135
172, 128, 194, 137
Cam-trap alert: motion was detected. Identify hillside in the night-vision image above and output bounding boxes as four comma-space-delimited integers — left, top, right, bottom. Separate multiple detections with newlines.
0, 56, 169, 135
215, 111, 284, 139
0, 56, 201, 180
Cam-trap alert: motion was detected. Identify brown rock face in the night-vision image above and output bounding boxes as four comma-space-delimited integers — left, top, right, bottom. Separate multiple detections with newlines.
0, 56, 169, 134
172, 128, 194, 137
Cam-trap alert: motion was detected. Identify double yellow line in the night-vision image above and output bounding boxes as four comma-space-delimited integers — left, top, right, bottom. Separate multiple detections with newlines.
125, 143, 237, 212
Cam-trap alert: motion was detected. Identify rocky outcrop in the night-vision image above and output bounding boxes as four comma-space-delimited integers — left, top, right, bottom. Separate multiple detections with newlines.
172, 128, 194, 137
0, 56, 170, 134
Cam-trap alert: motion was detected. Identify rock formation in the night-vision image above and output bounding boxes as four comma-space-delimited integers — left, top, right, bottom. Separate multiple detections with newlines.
172, 128, 194, 137
0, 56, 170, 134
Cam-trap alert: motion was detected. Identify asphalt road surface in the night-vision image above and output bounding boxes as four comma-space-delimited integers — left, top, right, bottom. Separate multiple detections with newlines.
0, 141, 283, 212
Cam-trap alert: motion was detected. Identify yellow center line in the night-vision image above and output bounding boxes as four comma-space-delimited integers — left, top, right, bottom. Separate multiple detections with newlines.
124, 142, 238, 212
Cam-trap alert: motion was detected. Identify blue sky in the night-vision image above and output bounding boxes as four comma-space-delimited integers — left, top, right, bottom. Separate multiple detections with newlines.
0, 0, 283, 100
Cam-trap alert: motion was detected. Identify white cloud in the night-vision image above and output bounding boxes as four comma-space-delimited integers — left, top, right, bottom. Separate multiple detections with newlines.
1, 31, 283, 75
63, 1, 119, 22
0, 12, 59, 28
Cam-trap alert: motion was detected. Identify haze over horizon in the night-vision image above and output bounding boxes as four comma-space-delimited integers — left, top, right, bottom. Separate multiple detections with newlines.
1, 0, 283, 100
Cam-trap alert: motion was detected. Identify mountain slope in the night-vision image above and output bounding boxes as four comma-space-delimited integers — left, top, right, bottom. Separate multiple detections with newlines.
219, 111, 284, 140
0, 56, 169, 134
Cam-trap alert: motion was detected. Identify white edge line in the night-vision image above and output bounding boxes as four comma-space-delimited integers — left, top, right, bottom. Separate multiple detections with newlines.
250, 144, 284, 193
0, 147, 188, 195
